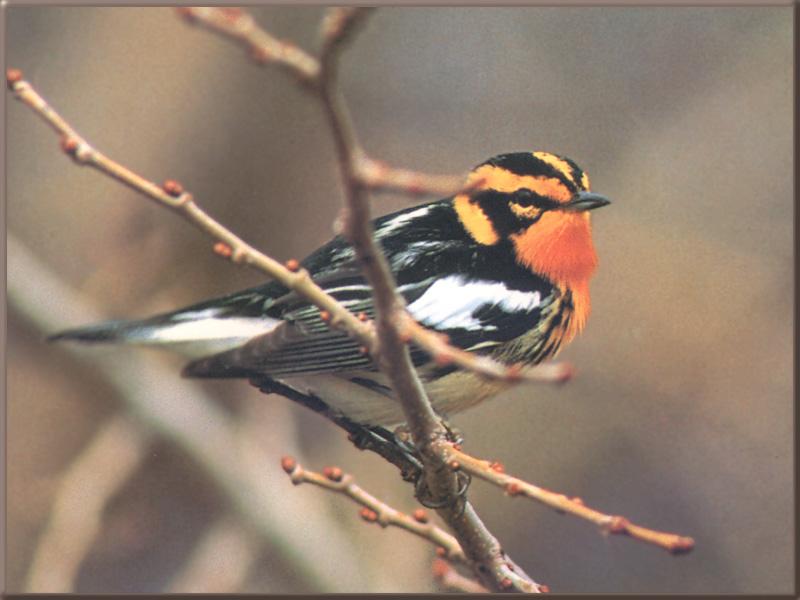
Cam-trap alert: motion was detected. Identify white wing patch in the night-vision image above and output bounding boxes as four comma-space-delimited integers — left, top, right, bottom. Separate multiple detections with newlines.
407, 275, 541, 331
143, 316, 281, 358
391, 240, 449, 270
375, 206, 431, 238
169, 307, 224, 321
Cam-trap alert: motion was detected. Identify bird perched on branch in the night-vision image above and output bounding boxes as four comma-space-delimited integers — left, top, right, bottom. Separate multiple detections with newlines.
52, 152, 609, 426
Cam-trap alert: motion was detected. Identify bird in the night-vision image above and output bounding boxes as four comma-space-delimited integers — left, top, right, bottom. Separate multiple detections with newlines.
51, 151, 610, 427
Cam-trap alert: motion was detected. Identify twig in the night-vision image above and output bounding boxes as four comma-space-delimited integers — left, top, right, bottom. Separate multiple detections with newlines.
318, 7, 375, 60
176, 7, 319, 85
314, 5, 451, 472
6, 68, 376, 355
249, 376, 424, 481
7, 69, 563, 399
281, 457, 466, 564
355, 155, 478, 199
24, 415, 153, 592
443, 445, 695, 555
432, 559, 491, 594
10, 9, 600, 592
402, 314, 574, 384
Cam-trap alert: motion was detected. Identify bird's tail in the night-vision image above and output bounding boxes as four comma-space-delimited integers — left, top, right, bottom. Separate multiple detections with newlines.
49, 306, 280, 360
48, 317, 155, 344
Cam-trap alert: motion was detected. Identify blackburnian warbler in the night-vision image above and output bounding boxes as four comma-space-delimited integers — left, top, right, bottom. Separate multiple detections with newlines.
52, 152, 609, 426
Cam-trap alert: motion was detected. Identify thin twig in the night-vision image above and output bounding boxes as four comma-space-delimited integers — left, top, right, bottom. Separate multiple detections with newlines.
443, 445, 695, 555
249, 376, 424, 482
356, 155, 479, 199
318, 7, 375, 60
177, 7, 319, 85
432, 559, 491, 594
7, 70, 563, 398
281, 457, 466, 564
314, 6, 450, 467
402, 314, 574, 384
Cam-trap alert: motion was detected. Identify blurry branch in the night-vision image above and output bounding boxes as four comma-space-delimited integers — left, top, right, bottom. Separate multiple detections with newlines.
8, 234, 378, 592
167, 515, 260, 593
25, 415, 153, 592
281, 457, 466, 565
443, 446, 695, 555
176, 7, 320, 85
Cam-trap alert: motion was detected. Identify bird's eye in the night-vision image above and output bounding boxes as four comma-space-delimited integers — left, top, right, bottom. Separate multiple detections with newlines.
515, 189, 535, 205
515, 188, 559, 210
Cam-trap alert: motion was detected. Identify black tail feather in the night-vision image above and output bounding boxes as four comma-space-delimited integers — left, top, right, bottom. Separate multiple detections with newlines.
47, 319, 140, 343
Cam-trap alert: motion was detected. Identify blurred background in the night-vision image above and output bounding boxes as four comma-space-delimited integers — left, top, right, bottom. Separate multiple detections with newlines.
6, 6, 793, 594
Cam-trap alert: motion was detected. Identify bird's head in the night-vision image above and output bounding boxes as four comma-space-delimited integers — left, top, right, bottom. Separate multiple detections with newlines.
454, 151, 610, 287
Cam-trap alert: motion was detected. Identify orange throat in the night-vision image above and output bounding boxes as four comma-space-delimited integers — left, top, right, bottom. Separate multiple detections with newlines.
511, 212, 597, 337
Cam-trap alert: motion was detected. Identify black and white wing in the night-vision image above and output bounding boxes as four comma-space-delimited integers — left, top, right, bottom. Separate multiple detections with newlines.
180, 199, 559, 378
182, 271, 558, 380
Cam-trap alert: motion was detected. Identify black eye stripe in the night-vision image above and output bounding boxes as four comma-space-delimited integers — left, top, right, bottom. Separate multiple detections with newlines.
471, 189, 559, 212
514, 189, 560, 210
468, 190, 550, 238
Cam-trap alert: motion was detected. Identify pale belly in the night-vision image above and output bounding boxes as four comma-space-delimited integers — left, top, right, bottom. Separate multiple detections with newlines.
281, 370, 512, 427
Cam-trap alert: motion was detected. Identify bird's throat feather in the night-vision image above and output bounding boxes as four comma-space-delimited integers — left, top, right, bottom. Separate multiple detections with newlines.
512, 212, 596, 337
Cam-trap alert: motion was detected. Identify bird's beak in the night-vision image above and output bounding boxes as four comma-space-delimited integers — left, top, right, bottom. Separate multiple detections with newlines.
561, 191, 611, 212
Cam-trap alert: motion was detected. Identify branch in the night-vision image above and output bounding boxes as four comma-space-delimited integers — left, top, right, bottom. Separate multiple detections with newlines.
250, 376, 424, 482
313, 5, 450, 469
176, 7, 319, 85
355, 155, 479, 199
443, 445, 696, 555
312, 9, 544, 592
281, 457, 466, 565
402, 314, 574, 385
432, 559, 492, 594
318, 7, 375, 61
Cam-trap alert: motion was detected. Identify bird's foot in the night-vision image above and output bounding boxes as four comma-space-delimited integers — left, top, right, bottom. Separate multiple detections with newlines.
438, 417, 464, 445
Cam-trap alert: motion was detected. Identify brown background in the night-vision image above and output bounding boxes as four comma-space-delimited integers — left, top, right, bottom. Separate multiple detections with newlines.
6, 6, 793, 594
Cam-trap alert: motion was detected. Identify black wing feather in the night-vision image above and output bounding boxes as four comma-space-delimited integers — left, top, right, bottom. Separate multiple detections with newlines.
181, 200, 559, 378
